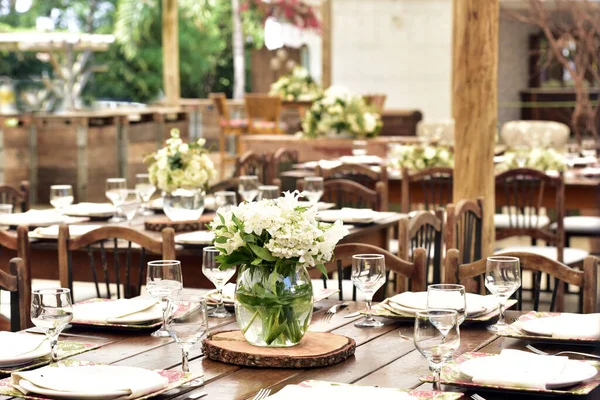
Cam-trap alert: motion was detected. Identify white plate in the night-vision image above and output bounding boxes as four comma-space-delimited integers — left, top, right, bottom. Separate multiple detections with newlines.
175, 231, 215, 245
63, 203, 116, 218
0, 341, 51, 367
105, 303, 163, 324
460, 355, 598, 390
18, 380, 128, 400
317, 209, 376, 224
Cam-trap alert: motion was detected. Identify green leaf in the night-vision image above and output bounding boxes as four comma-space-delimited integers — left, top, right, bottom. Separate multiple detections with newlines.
316, 263, 328, 277
248, 243, 277, 262
214, 236, 228, 244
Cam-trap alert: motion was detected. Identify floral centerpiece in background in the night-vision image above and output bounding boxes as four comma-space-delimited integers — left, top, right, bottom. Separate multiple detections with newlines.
269, 66, 321, 101
301, 86, 382, 139
145, 129, 216, 221
497, 148, 565, 172
387, 144, 453, 171
209, 191, 348, 347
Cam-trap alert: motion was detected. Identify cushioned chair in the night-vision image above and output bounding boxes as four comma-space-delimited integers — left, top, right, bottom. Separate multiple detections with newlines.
244, 94, 285, 134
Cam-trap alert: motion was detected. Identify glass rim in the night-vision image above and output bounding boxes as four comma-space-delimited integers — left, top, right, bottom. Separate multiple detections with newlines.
352, 254, 385, 260
239, 175, 258, 180
106, 178, 126, 182
203, 246, 220, 254
487, 256, 520, 263
214, 191, 236, 196
147, 260, 181, 266
415, 309, 458, 318
428, 284, 465, 291
50, 185, 72, 189
304, 176, 323, 181
33, 288, 71, 295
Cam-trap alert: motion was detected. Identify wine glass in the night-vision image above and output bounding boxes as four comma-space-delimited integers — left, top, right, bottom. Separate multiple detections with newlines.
238, 175, 259, 202
49, 185, 74, 213
303, 176, 324, 204
105, 178, 127, 222
146, 260, 183, 337
31, 288, 73, 362
166, 294, 208, 382
120, 190, 142, 224
514, 145, 529, 168
485, 256, 521, 333
351, 254, 386, 328
427, 284, 466, 326
135, 173, 155, 216
202, 247, 236, 318
414, 309, 460, 391
258, 185, 279, 200
214, 191, 237, 213
581, 138, 597, 158
352, 140, 368, 156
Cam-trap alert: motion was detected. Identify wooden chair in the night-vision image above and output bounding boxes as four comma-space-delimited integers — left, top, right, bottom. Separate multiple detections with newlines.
244, 94, 284, 134
269, 148, 298, 190
234, 151, 271, 184
309, 243, 427, 301
298, 179, 386, 211
444, 249, 599, 313
0, 226, 31, 331
0, 181, 30, 212
210, 93, 248, 179
58, 225, 176, 299
401, 167, 453, 213
0, 258, 30, 331
363, 94, 387, 113
446, 197, 484, 265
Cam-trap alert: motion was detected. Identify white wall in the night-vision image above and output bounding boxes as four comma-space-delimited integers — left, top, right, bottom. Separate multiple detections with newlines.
331, 0, 453, 121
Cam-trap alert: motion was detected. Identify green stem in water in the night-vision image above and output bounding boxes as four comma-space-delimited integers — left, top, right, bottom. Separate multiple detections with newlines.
241, 310, 259, 334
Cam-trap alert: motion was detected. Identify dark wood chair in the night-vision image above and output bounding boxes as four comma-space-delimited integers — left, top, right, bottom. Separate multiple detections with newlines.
234, 151, 271, 184
244, 94, 284, 134
446, 197, 484, 265
269, 148, 299, 191
401, 167, 453, 213
58, 225, 176, 299
207, 177, 240, 198
0, 181, 30, 212
309, 243, 427, 301
444, 249, 599, 313
0, 258, 30, 332
0, 226, 31, 331
210, 93, 248, 179
298, 179, 386, 211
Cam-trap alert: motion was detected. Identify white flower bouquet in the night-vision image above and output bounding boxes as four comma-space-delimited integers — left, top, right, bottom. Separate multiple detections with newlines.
144, 129, 216, 193
497, 148, 565, 172
388, 144, 454, 171
301, 86, 382, 139
269, 66, 321, 101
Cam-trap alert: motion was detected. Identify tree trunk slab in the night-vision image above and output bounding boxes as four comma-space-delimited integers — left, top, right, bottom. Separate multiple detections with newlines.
202, 330, 356, 368
144, 215, 213, 232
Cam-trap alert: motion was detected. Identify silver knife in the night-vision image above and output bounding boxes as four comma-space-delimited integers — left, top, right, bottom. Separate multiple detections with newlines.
343, 311, 361, 318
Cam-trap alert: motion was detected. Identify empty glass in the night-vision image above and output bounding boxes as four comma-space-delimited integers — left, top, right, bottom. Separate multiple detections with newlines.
31, 288, 74, 361
258, 185, 279, 200
581, 138, 597, 158
202, 247, 236, 318
105, 178, 127, 222
146, 260, 184, 337
214, 191, 237, 213
120, 190, 142, 224
166, 294, 208, 380
303, 176, 324, 204
238, 175, 259, 202
427, 284, 466, 326
485, 256, 521, 333
414, 309, 460, 390
352, 254, 386, 327
135, 173, 155, 216
49, 185, 74, 212
352, 140, 368, 156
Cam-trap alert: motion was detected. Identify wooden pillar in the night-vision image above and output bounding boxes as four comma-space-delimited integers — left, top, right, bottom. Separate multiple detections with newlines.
452, 0, 499, 256
321, 0, 332, 88
162, 0, 180, 106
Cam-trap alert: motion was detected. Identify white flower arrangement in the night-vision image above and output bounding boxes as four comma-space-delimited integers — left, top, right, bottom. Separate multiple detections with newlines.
269, 67, 321, 101
387, 144, 454, 171
145, 129, 216, 193
301, 86, 383, 139
497, 148, 565, 172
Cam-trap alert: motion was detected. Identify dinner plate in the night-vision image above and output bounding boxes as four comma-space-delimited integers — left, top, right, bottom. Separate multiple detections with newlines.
18, 380, 128, 400
63, 203, 116, 219
105, 303, 163, 324
317, 209, 376, 224
0, 342, 51, 368
175, 231, 215, 245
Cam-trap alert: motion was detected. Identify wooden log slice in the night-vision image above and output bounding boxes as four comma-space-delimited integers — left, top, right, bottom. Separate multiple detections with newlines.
144, 214, 214, 232
202, 330, 356, 368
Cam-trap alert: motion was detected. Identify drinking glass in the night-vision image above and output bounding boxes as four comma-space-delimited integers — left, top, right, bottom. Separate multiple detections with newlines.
303, 176, 324, 204
414, 309, 460, 390
31, 288, 73, 362
238, 175, 259, 202
0, 204, 13, 214
202, 247, 235, 318
105, 178, 127, 222
120, 189, 142, 224
581, 138, 597, 158
351, 254, 386, 327
135, 173, 155, 216
147, 260, 183, 337
427, 284, 466, 326
49, 185, 74, 212
258, 185, 279, 200
514, 145, 529, 168
485, 256, 521, 333
214, 191, 237, 213
166, 294, 208, 381
352, 140, 368, 156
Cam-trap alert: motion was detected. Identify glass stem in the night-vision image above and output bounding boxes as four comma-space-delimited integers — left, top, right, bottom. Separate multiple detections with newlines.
365, 296, 373, 321
160, 299, 168, 331
498, 297, 507, 326
432, 367, 441, 391
181, 349, 190, 373
49, 334, 59, 362
217, 287, 224, 311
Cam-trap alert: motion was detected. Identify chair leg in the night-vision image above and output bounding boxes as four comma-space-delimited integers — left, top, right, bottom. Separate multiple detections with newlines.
219, 131, 226, 180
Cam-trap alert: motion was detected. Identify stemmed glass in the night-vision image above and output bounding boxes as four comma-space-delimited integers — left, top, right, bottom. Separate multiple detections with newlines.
202, 247, 236, 318
485, 256, 521, 333
146, 260, 183, 337
238, 176, 259, 202
135, 173, 155, 216
427, 284, 467, 326
258, 185, 279, 200
351, 254, 386, 328
49, 185, 74, 213
414, 309, 460, 390
31, 288, 74, 362
303, 176, 324, 204
166, 294, 208, 382
121, 190, 142, 224
105, 178, 127, 222
214, 191, 237, 213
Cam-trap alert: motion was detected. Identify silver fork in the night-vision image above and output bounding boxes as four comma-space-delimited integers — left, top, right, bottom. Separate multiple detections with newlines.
253, 388, 271, 400
526, 344, 600, 360
471, 394, 486, 400
323, 302, 349, 322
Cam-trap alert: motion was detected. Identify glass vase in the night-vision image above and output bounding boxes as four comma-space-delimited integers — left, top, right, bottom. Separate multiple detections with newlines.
162, 188, 205, 222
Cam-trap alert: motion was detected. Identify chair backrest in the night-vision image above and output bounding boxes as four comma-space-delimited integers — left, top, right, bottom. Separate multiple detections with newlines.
401, 167, 453, 213
0, 181, 30, 213
445, 197, 484, 265
0, 258, 30, 331
234, 151, 271, 184
209, 92, 230, 122
309, 243, 427, 300
398, 210, 444, 285
416, 120, 454, 145
58, 225, 176, 299
299, 179, 385, 211
363, 94, 387, 112
269, 147, 299, 185
501, 120, 570, 149
444, 249, 599, 313
208, 177, 241, 200
244, 94, 283, 134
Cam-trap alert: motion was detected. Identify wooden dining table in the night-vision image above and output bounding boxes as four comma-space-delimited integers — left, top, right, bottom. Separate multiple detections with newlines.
1, 302, 597, 400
